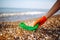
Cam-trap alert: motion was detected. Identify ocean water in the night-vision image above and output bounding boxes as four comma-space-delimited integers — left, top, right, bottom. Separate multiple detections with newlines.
0, 8, 59, 22
0, 8, 48, 13
0, 12, 46, 22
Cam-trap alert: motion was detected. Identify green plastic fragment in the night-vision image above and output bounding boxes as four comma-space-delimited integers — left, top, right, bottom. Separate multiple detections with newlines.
19, 22, 39, 31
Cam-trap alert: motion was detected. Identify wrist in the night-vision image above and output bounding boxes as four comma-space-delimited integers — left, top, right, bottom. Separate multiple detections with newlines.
38, 16, 47, 28
39, 16, 47, 23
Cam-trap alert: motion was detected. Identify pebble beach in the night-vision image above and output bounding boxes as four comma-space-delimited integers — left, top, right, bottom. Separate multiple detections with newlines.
0, 14, 60, 40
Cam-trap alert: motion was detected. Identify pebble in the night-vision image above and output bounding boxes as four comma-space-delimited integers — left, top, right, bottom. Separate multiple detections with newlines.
0, 15, 60, 40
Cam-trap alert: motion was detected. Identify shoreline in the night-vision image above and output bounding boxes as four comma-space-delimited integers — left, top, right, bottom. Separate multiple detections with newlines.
0, 14, 60, 40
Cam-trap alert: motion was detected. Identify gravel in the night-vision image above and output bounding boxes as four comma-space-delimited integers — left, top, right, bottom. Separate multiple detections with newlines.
0, 15, 60, 40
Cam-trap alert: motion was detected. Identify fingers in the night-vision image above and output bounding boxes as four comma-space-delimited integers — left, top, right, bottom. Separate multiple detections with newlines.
34, 16, 47, 28
34, 18, 41, 26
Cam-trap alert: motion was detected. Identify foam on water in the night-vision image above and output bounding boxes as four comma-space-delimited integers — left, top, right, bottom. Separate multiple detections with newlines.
0, 12, 45, 17
0, 12, 46, 22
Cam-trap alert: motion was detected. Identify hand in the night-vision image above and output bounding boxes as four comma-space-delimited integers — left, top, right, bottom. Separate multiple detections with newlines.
34, 16, 47, 28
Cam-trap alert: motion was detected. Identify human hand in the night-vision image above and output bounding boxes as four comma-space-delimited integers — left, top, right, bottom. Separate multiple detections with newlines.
34, 16, 47, 28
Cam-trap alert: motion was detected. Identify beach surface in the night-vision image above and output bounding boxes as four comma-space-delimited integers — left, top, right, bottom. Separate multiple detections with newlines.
0, 14, 60, 40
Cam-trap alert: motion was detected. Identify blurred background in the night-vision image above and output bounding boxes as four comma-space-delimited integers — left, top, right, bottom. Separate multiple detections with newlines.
0, 0, 60, 22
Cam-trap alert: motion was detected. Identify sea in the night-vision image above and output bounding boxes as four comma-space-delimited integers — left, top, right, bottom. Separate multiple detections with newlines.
0, 8, 60, 22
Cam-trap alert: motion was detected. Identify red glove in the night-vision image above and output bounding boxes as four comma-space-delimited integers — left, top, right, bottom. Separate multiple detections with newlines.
34, 16, 47, 28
